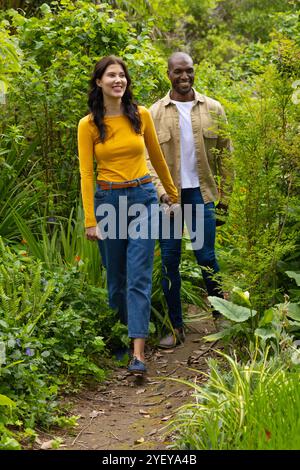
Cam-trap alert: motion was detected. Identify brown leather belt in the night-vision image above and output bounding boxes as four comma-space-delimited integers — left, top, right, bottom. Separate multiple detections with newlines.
96, 176, 152, 190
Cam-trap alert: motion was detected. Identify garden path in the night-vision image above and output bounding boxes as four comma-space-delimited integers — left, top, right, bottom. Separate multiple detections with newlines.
37, 310, 217, 451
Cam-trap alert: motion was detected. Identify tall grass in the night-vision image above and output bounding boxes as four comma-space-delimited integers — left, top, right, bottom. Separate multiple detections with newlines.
171, 349, 300, 450
0, 128, 43, 241
12, 206, 104, 286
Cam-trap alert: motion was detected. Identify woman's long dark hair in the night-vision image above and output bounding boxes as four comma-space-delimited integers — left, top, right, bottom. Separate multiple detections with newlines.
88, 56, 141, 142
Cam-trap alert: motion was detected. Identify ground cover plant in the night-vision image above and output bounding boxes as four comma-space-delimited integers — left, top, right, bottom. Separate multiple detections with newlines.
171, 348, 300, 450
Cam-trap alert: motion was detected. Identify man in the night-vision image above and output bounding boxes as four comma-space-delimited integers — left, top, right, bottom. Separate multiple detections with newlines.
147, 52, 233, 348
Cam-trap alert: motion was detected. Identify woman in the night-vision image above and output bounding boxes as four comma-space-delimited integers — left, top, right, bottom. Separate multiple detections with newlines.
78, 56, 177, 375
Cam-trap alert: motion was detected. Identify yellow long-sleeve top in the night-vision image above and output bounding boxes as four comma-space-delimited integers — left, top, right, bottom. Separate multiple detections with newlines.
78, 106, 178, 227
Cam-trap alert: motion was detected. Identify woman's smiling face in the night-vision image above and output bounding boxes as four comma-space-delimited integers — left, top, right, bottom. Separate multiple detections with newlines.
96, 63, 127, 100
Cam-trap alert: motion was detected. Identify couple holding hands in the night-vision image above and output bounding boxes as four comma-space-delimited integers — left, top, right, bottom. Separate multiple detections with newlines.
78, 52, 232, 375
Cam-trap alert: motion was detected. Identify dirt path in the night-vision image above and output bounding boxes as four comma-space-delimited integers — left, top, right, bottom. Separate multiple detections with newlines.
37, 311, 217, 451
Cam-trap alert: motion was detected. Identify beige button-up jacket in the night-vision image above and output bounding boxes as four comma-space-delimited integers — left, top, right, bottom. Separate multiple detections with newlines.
147, 89, 233, 204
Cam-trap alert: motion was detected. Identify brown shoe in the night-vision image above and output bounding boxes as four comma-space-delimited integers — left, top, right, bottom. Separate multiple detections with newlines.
158, 328, 185, 349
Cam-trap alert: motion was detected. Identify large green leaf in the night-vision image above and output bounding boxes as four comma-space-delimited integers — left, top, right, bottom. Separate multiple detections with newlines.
203, 324, 245, 342
285, 271, 300, 287
203, 329, 232, 342
259, 308, 274, 326
286, 303, 300, 322
254, 328, 276, 340
0, 394, 16, 407
208, 296, 257, 322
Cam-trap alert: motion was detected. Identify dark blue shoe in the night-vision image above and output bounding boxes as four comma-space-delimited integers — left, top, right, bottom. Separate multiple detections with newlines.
128, 356, 147, 375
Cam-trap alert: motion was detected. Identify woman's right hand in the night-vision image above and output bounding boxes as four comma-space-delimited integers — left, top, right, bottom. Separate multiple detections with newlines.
85, 226, 102, 241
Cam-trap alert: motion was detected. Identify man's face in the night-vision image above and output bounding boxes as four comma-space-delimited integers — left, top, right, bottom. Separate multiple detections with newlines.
168, 56, 194, 95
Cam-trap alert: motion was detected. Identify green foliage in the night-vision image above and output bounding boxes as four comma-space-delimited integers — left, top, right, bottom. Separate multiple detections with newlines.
215, 63, 300, 314
0, 235, 127, 447
204, 287, 300, 356
0, 126, 44, 240
172, 348, 300, 449
1, 0, 168, 221
0, 19, 22, 91
215, 0, 294, 42
209, 295, 256, 323
12, 205, 104, 286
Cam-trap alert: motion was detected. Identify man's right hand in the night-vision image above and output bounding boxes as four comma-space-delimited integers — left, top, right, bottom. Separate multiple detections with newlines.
85, 226, 102, 241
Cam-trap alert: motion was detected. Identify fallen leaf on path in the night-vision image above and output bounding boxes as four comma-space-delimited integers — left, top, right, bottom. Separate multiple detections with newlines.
161, 415, 173, 422
139, 409, 150, 415
154, 352, 163, 358
161, 349, 175, 354
148, 429, 157, 436
40, 440, 55, 450
89, 410, 105, 418
134, 437, 145, 444
136, 388, 146, 395
165, 402, 172, 409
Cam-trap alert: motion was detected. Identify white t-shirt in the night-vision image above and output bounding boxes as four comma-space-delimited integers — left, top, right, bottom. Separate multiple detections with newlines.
171, 100, 200, 189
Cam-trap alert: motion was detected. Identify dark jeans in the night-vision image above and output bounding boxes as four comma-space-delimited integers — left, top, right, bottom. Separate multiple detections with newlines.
159, 187, 221, 329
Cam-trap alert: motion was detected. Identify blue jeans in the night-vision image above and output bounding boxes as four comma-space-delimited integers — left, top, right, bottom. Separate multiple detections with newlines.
94, 176, 158, 338
159, 187, 221, 329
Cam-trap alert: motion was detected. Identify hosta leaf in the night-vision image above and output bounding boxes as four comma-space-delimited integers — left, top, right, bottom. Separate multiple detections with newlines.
208, 296, 257, 322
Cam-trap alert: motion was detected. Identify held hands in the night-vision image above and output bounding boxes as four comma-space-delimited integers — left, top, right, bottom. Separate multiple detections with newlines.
85, 226, 102, 241
160, 193, 181, 217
